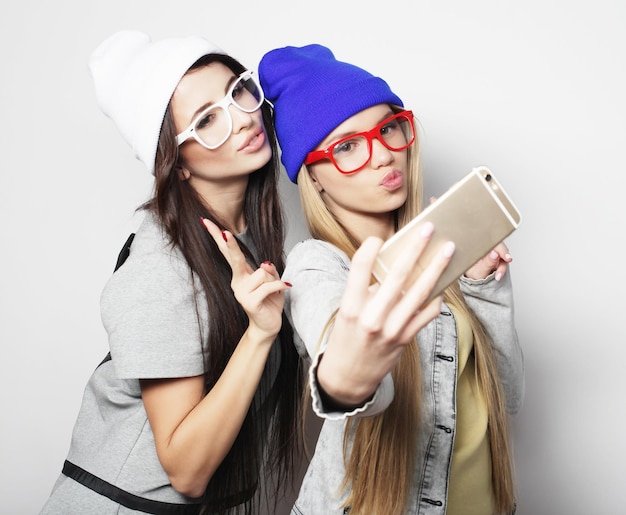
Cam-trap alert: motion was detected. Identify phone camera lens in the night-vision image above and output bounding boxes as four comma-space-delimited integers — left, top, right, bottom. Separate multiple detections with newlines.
485, 174, 492, 182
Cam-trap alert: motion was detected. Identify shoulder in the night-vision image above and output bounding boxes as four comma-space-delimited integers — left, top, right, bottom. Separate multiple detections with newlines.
100, 213, 199, 340
106, 213, 191, 294
286, 239, 351, 275
100, 213, 208, 379
283, 239, 351, 348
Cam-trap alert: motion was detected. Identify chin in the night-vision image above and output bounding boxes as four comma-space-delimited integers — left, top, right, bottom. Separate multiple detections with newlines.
253, 144, 273, 169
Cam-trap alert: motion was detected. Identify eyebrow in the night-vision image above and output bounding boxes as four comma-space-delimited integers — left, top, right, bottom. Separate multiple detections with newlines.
188, 73, 239, 121
321, 109, 395, 147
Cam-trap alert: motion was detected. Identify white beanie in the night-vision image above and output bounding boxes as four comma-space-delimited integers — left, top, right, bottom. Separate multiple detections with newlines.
88, 30, 225, 175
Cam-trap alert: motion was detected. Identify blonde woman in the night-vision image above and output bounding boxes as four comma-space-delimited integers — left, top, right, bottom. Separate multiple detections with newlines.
259, 44, 524, 514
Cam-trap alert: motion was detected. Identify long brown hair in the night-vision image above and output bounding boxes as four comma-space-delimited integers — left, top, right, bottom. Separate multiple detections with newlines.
144, 54, 303, 514
297, 108, 515, 514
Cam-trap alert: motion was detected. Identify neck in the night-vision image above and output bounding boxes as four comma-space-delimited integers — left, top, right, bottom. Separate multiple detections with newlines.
190, 175, 249, 233
335, 210, 396, 244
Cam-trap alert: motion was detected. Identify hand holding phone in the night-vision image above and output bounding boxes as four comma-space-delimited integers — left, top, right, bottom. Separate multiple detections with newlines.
371, 166, 522, 304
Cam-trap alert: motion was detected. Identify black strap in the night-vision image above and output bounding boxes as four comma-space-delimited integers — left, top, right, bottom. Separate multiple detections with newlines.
114, 233, 135, 272
62, 460, 202, 515
97, 352, 111, 368
96, 234, 136, 369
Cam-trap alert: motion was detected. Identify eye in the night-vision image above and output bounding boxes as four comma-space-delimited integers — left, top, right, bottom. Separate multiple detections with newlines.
380, 118, 400, 136
332, 137, 361, 156
231, 80, 246, 100
196, 110, 216, 130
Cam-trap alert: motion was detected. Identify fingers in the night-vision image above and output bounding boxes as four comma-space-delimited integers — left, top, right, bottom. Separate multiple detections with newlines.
492, 244, 511, 281
201, 217, 225, 246
339, 236, 384, 318
201, 218, 253, 277
201, 217, 290, 294
464, 241, 513, 281
340, 222, 454, 344
200, 219, 289, 340
492, 242, 512, 263
361, 222, 438, 325
247, 263, 291, 297
238, 263, 290, 337
384, 239, 455, 334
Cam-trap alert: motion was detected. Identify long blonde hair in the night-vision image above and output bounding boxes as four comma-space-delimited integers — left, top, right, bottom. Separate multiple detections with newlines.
297, 109, 516, 514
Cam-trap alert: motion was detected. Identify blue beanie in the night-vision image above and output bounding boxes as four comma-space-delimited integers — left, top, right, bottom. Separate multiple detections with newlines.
259, 44, 403, 183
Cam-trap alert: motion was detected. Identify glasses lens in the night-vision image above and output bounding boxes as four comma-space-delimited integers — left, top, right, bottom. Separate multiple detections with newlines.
331, 135, 370, 173
380, 113, 414, 150
231, 75, 264, 112
193, 106, 230, 149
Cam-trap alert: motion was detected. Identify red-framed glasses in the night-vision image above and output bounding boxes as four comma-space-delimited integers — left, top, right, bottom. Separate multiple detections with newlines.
304, 110, 415, 174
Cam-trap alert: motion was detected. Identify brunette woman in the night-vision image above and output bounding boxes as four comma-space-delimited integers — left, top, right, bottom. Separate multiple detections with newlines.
41, 30, 303, 515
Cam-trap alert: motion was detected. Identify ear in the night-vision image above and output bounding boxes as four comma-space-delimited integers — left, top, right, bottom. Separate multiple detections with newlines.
308, 169, 324, 193
177, 166, 191, 181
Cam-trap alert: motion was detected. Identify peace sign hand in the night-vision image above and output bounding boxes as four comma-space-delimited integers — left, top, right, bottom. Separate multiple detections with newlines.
201, 218, 291, 342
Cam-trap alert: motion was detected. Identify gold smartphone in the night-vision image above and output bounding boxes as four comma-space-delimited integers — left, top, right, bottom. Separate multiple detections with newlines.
372, 166, 522, 303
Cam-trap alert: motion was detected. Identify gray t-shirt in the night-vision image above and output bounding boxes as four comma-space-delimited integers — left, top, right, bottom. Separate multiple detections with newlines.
41, 212, 280, 513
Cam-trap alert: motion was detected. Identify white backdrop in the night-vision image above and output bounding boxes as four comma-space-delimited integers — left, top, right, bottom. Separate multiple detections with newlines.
1, 1, 625, 513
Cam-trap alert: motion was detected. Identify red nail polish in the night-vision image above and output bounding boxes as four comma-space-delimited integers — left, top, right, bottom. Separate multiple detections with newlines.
262, 261, 272, 266
283, 281, 293, 287
221, 231, 228, 242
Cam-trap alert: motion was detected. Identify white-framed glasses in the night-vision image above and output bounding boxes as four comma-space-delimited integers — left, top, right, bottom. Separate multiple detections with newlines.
176, 70, 265, 150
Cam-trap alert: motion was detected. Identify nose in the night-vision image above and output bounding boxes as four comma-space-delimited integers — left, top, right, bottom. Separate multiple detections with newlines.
369, 137, 393, 169
229, 103, 253, 133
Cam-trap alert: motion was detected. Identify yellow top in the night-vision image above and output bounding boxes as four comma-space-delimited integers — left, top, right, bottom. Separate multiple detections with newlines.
446, 305, 494, 515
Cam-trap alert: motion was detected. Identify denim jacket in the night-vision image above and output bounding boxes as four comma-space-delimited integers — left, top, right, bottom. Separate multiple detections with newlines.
283, 239, 524, 515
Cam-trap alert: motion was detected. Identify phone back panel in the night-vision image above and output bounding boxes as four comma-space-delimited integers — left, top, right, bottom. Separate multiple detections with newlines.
372, 166, 521, 303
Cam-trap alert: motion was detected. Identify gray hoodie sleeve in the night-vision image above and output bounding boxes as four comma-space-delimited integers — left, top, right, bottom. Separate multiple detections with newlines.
459, 271, 525, 414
